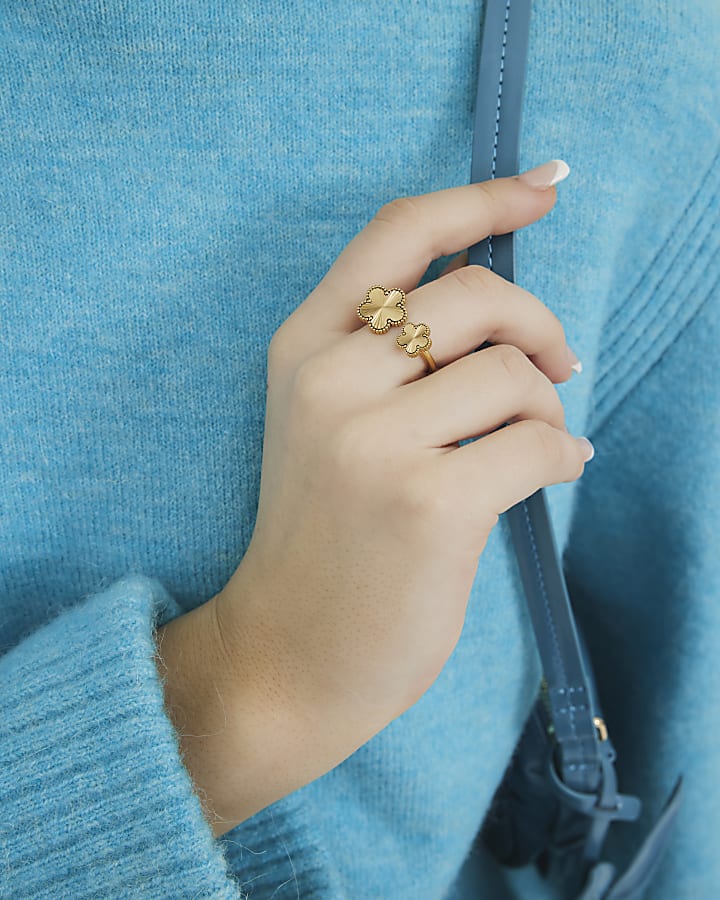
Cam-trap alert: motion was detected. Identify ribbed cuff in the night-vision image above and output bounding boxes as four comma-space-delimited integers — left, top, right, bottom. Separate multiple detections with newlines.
0, 574, 242, 898
217, 783, 337, 898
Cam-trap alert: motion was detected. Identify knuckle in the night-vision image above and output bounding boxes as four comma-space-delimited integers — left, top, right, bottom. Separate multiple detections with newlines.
328, 413, 382, 476
451, 263, 495, 299
291, 353, 334, 408
525, 419, 566, 468
490, 343, 532, 384
523, 298, 568, 357
473, 180, 498, 216
267, 325, 295, 372
523, 420, 585, 480
374, 195, 425, 231
398, 465, 449, 522
526, 369, 565, 423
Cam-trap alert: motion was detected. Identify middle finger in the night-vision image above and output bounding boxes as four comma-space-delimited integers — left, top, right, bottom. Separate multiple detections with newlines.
345, 265, 574, 391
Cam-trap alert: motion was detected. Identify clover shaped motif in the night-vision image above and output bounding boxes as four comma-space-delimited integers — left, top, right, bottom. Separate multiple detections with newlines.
396, 321, 432, 357
357, 286, 407, 333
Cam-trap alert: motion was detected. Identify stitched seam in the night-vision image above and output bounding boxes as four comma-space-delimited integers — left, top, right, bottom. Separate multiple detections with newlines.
602, 144, 720, 337
595, 238, 720, 415
597, 181, 720, 390
520, 498, 576, 740
487, 0, 511, 270
590, 261, 720, 433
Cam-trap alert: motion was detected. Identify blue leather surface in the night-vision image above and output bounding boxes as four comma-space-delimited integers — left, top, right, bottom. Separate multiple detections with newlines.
467, 0, 601, 791
466, 3, 682, 898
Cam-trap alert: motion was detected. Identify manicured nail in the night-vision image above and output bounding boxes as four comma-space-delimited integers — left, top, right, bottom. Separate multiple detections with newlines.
566, 344, 583, 374
518, 159, 570, 190
576, 436, 595, 462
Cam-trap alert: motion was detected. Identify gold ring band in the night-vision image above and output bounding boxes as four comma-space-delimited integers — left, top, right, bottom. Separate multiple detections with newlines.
357, 284, 438, 375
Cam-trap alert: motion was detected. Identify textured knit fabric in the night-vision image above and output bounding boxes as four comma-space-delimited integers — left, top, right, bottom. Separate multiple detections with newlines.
1, 1, 718, 898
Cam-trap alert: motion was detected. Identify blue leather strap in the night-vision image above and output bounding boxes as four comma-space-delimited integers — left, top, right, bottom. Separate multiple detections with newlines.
470, 0, 529, 281
577, 779, 683, 900
467, 0, 599, 793
468, 2, 682, 896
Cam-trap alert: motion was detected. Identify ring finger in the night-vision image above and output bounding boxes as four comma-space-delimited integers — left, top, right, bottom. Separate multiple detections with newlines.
374, 343, 568, 449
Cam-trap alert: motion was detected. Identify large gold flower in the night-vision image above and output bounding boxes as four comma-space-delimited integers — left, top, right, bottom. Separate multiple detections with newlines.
396, 322, 432, 356
357, 285, 407, 333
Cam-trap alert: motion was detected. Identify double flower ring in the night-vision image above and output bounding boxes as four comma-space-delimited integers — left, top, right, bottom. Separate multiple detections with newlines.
356, 285, 438, 374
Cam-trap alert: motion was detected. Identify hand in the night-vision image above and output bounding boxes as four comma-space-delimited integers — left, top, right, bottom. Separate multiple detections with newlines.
212, 165, 591, 809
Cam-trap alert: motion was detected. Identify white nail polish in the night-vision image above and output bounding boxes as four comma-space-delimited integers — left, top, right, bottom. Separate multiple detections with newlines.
576, 436, 595, 462
518, 159, 571, 190
566, 345, 583, 374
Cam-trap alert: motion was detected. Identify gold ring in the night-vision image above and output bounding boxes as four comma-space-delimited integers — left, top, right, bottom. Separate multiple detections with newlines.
357, 285, 407, 333
357, 285, 437, 374
396, 321, 437, 373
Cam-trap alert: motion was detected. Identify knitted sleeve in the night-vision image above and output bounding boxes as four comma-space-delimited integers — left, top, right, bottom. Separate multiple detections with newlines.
0, 574, 245, 898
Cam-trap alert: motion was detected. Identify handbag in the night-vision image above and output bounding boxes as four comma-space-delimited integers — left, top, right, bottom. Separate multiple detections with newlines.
465, 2, 683, 897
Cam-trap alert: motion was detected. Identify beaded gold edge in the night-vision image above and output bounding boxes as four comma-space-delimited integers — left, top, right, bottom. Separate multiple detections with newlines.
357, 284, 407, 334
396, 321, 432, 357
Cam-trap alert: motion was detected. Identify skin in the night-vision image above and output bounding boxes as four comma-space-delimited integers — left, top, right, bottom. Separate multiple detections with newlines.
153, 168, 592, 838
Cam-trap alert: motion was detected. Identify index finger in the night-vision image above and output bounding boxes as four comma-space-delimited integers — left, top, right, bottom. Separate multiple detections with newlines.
302, 160, 569, 332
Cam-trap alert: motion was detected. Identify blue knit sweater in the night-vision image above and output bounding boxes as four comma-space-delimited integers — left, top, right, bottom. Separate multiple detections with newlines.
1, 2, 718, 898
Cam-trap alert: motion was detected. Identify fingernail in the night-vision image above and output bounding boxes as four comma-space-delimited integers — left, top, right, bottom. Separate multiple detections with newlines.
566, 344, 583, 374
518, 159, 570, 190
575, 436, 595, 462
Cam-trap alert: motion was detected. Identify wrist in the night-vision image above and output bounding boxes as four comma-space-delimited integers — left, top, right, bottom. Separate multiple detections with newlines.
154, 592, 307, 836
212, 570, 383, 816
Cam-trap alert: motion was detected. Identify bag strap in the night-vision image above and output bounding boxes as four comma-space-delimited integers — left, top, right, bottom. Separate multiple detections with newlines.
466, 1, 682, 896
468, 0, 601, 796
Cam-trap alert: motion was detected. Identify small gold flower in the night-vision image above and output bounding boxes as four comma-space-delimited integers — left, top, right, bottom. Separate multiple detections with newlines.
357, 286, 407, 333
396, 322, 432, 356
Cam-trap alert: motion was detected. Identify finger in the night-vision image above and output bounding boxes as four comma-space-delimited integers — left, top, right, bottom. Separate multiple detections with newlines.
377, 344, 567, 448
439, 419, 590, 521
343, 264, 574, 389
301, 162, 568, 331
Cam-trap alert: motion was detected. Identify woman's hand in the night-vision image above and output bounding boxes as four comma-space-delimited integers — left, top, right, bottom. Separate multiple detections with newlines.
155, 162, 591, 836
204, 162, 591, 827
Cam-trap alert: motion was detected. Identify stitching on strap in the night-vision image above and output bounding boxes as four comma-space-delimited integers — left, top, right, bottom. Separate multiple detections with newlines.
487, 0, 512, 271
520, 498, 576, 740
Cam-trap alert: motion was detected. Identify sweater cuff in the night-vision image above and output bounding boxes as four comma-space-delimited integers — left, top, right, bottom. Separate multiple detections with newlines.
0, 574, 242, 898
